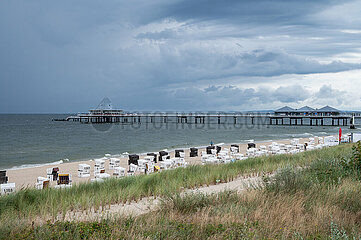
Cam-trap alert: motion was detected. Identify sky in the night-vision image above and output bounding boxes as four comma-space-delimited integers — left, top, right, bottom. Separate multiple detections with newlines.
1, 0, 361, 113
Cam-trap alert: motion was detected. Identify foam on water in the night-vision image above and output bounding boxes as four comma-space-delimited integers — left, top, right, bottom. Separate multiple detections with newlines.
7, 160, 65, 170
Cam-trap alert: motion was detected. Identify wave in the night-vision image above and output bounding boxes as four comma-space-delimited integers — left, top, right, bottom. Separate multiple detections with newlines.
6, 159, 66, 170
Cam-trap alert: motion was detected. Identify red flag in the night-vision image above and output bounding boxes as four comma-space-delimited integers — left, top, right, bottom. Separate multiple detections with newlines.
339, 128, 342, 143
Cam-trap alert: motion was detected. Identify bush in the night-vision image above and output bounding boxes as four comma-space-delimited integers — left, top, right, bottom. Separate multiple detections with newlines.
341, 141, 361, 178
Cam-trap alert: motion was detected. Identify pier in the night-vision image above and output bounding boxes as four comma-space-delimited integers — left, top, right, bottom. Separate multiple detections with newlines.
60, 112, 357, 127
54, 99, 360, 127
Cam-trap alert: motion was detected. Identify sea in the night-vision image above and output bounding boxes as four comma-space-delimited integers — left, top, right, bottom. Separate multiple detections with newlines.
0, 114, 359, 170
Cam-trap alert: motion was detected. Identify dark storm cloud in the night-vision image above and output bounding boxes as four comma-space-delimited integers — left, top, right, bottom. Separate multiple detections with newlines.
0, 0, 360, 112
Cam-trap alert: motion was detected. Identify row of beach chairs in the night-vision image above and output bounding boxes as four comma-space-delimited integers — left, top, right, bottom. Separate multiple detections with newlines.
201, 135, 344, 165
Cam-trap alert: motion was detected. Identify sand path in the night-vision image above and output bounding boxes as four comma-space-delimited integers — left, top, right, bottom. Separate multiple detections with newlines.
57, 174, 265, 222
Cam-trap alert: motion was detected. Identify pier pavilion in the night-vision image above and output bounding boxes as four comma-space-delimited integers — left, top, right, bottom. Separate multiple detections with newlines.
58, 99, 355, 127
271, 105, 346, 126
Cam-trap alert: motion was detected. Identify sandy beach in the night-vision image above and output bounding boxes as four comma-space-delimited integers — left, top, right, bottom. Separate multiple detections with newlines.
7, 137, 312, 190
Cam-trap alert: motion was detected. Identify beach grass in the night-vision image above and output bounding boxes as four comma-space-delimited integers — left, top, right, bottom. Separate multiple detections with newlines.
0, 144, 351, 218
3, 142, 361, 239
0, 143, 359, 239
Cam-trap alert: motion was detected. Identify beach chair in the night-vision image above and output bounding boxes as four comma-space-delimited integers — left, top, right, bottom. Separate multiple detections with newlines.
158, 151, 169, 161
109, 158, 120, 170
137, 159, 148, 173
175, 149, 184, 158
247, 143, 256, 149
128, 163, 138, 175
230, 147, 238, 154
206, 146, 215, 154
0, 171, 8, 184
0, 183, 15, 195
78, 164, 91, 178
46, 167, 59, 181
247, 148, 257, 157
57, 173, 72, 185
231, 144, 239, 153
147, 153, 157, 163
113, 166, 126, 177
46, 168, 53, 180
128, 154, 139, 165
36, 177, 49, 190
160, 160, 173, 170
190, 148, 198, 157
94, 159, 105, 175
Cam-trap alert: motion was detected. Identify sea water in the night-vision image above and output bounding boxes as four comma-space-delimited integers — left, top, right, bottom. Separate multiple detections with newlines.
0, 114, 359, 169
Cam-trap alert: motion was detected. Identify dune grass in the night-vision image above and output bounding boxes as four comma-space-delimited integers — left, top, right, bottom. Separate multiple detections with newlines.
0, 144, 352, 219
5, 148, 361, 239
0, 143, 358, 239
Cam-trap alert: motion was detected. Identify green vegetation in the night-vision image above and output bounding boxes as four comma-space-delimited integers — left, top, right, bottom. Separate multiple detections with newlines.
1, 143, 361, 239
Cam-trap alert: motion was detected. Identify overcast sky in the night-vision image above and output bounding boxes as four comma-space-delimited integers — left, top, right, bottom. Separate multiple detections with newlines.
1, 0, 361, 113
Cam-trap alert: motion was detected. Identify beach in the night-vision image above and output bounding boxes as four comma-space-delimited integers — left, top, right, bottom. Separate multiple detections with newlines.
6, 137, 312, 190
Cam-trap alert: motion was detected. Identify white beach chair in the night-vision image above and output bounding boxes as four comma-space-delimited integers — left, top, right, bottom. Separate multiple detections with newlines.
113, 167, 126, 177
46, 168, 53, 180
35, 177, 49, 190
109, 158, 120, 170
129, 163, 138, 172
0, 183, 15, 195
94, 159, 105, 175
78, 164, 91, 178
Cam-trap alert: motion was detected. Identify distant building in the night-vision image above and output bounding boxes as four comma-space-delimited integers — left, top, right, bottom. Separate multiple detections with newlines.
294, 106, 315, 116
314, 105, 340, 116
274, 106, 295, 116
88, 97, 123, 115
274, 105, 340, 116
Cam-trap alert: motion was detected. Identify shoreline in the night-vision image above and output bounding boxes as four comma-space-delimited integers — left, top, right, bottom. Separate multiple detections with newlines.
5, 135, 324, 190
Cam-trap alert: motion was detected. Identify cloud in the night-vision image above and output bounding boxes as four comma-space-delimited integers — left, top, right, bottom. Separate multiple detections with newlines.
313, 85, 348, 105
167, 84, 312, 111
136, 29, 178, 40
0, 0, 361, 112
